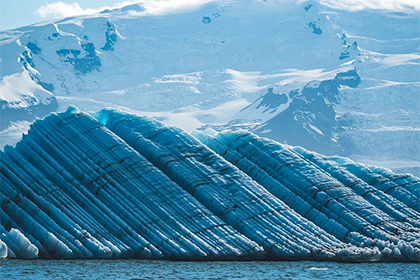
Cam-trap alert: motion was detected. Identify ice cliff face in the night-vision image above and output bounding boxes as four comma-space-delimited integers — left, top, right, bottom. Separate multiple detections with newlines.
1, 108, 419, 262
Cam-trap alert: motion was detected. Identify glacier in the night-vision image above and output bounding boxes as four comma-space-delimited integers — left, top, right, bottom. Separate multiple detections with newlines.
1, 107, 419, 262
0, 0, 419, 176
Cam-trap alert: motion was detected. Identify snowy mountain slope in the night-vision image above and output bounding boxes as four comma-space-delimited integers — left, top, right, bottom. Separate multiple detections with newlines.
328, 10, 420, 174
1, 107, 419, 261
0, 0, 418, 174
0, 1, 354, 109
0, 70, 58, 130
235, 69, 361, 155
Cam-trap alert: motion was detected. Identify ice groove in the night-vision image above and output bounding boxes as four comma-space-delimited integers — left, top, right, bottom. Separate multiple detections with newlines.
193, 129, 419, 261
1, 107, 419, 262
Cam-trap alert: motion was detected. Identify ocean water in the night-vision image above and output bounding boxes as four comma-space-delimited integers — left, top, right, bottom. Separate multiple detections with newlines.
1, 260, 419, 280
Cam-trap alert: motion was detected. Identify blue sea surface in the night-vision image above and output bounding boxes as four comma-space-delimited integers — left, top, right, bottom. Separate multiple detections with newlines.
1, 260, 419, 279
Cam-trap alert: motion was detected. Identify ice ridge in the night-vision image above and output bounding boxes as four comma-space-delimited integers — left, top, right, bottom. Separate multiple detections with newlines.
1, 107, 419, 262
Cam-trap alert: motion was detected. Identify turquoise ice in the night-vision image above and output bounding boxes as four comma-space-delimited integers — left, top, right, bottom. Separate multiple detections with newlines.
1, 107, 419, 262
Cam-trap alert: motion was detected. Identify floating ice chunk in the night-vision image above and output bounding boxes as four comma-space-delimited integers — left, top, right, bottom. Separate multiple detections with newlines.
0, 107, 418, 262
0, 240, 7, 259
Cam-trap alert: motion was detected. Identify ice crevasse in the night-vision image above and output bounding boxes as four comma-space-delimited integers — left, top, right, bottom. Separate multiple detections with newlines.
0, 107, 419, 262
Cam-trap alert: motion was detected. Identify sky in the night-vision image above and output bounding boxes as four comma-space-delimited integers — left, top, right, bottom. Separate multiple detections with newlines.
0, 0, 122, 31
0, 0, 419, 31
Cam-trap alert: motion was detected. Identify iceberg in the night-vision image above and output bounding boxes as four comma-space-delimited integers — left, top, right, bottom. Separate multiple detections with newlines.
1, 107, 419, 262
193, 130, 420, 261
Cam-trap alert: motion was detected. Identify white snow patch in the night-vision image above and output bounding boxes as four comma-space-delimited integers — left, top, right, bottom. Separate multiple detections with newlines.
154, 72, 202, 85
361, 126, 420, 132
0, 71, 53, 108
367, 51, 420, 67
309, 124, 324, 135
0, 121, 32, 149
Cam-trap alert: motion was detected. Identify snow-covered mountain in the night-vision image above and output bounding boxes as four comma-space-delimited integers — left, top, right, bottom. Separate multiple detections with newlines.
0, 71, 58, 130
0, 0, 419, 174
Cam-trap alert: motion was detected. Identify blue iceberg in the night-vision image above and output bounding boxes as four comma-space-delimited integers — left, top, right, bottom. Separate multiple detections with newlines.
1, 107, 419, 262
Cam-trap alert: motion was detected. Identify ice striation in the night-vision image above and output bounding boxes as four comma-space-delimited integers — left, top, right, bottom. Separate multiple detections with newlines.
1, 107, 419, 262
193, 130, 420, 262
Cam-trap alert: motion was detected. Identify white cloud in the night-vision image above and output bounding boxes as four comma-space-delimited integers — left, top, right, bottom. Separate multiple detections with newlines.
36, 2, 96, 18
36, 0, 420, 20
36, 1, 141, 19
36, 0, 225, 19
317, 0, 420, 12
139, 0, 224, 16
